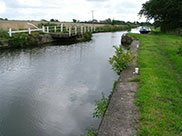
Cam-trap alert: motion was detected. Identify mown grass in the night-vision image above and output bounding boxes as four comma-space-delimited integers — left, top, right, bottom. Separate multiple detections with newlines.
129, 31, 182, 135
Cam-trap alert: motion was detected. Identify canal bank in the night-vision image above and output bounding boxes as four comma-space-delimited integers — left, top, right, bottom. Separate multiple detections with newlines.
98, 39, 139, 136
0, 32, 92, 49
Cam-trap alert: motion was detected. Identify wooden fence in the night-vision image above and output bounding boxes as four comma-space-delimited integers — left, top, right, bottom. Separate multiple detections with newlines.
8, 24, 96, 37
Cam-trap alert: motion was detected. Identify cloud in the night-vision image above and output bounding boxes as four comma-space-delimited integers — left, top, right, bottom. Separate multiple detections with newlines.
0, 0, 148, 22
0, 1, 6, 14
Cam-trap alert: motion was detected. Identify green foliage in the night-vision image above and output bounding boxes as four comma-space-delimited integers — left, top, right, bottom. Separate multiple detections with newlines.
129, 31, 182, 135
0, 29, 9, 39
112, 80, 118, 92
109, 45, 133, 75
73, 19, 77, 23
80, 127, 98, 136
139, 0, 182, 31
0, 41, 3, 45
177, 45, 182, 56
96, 25, 132, 32
83, 32, 92, 41
93, 92, 108, 118
8, 32, 43, 47
38, 23, 59, 28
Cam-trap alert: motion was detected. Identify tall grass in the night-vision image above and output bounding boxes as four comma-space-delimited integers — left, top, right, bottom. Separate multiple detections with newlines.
96, 25, 132, 32
0, 29, 9, 39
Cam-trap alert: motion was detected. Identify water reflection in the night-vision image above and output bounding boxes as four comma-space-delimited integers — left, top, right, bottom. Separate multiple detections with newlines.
0, 32, 124, 136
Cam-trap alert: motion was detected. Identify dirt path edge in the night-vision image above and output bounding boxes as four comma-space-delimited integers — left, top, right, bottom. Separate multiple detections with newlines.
98, 40, 139, 136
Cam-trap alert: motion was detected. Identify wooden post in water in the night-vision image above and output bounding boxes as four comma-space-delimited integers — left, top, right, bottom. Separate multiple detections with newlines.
8, 28, 12, 37
61, 24, 63, 32
75, 26, 77, 35
54, 26, 57, 32
42, 26, 45, 33
81, 26, 83, 34
69, 26, 72, 37
47, 26, 49, 33
28, 27, 31, 35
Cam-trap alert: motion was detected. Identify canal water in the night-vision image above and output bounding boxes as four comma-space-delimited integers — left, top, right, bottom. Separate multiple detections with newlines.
0, 31, 125, 136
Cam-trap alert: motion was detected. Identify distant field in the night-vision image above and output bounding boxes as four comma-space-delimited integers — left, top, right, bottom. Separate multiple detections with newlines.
0, 20, 105, 31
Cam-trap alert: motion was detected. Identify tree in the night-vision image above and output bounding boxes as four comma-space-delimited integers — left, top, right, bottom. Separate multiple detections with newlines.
72, 19, 77, 23
139, 0, 182, 31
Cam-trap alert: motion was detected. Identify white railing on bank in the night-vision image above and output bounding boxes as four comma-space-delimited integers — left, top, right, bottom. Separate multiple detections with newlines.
8, 24, 96, 37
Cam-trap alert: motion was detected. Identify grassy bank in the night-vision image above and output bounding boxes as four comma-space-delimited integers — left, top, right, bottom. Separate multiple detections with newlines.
129, 31, 182, 135
96, 25, 135, 32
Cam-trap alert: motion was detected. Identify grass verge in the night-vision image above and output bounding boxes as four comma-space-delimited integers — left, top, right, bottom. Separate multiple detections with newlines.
128, 31, 182, 135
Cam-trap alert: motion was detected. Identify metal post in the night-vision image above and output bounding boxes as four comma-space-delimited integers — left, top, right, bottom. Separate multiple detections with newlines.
75, 26, 77, 35
54, 26, 57, 32
8, 28, 12, 37
61, 24, 63, 32
28, 27, 31, 35
69, 26, 72, 37
47, 26, 49, 33
42, 26, 45, 33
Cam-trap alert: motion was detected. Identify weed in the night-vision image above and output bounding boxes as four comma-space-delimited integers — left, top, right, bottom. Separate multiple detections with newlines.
93, 92, 108, 118
80, 126, 98, 136
0, 29, 9, 39
109, 45, 134, 75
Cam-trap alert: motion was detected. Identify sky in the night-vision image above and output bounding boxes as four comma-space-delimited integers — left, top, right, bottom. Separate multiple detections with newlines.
0, 0, 148, 22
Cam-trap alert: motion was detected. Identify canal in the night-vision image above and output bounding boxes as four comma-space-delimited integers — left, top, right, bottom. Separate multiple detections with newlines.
0, 31, 125, 136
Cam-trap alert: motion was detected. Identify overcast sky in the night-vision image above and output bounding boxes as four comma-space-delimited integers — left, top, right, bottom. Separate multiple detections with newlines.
0, 0, 148, 22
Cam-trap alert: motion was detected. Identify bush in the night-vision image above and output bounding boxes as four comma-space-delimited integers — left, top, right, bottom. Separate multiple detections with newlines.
96, 25, 131, 32
174, 28, 182, 36
177, 45, 182, 56
109, 45, 133, 75
0, 41, 3, 45
83, 32, 92, 41
0, 29, 9, 39
93, 92, 108, 118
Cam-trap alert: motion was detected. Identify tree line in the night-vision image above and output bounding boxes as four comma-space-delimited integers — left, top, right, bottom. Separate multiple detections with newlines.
139, 0, 182, 32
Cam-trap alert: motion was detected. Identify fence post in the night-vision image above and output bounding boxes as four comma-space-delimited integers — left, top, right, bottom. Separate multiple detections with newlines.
54, 26, 57, 32
69, 26, 72, 37
75, 26, 77, 35
88, 26, 90, 32
42, 26, 45, 33
84, 26, 87, 33
66, 25, 68, 31
94, 26, 96, 32
47, 26, 49, 33
91, 26, 93, 32
28, 27, 31, 35
8, 28, 12, 37
61, 24, 63, 32
81, 26, 83, 34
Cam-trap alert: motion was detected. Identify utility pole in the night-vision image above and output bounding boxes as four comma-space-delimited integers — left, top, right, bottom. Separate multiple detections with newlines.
91, 10, 94, 22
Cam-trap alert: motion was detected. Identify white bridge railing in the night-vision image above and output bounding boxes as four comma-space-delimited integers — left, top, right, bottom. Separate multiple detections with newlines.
8, 24, 96, 37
